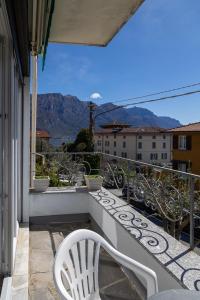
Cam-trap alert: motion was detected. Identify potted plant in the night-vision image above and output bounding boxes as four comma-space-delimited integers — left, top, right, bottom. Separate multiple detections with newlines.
34, 161, 50, 192
33, 175, 50, 192
84, 174, 103, 191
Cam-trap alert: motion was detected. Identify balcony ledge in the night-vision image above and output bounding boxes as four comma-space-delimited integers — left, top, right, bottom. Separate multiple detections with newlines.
30, 186, 88, 194
89, 188, 200, 291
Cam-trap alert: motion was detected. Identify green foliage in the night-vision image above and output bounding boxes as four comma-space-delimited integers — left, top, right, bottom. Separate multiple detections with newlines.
36, 158, 70, 187
84, 154, 100, 175
67, 128, 94, 152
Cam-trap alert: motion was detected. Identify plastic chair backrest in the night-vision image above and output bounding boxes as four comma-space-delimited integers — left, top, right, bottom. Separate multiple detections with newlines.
54, 229, 158, 300
54, 229, 102, 300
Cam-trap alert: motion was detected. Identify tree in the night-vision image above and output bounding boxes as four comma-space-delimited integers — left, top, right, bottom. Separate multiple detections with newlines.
67, 128, 94, 152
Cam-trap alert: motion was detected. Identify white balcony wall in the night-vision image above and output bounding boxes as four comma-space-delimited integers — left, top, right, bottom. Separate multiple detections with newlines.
29, 190, 90, 217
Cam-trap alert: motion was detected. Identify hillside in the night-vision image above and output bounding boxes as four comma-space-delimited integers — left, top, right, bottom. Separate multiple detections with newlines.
37, 93, 181, 144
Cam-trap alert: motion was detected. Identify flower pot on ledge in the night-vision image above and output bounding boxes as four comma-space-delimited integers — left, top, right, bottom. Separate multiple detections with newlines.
84, 175, 103, 191
33, 176, 50, 192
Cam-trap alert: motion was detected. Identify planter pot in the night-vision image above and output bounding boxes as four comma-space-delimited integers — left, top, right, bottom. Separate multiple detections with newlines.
84, 175, 103, 191
34, 177, 50, 192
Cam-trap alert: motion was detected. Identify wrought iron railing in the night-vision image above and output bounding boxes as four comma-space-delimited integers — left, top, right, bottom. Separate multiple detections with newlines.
35, 151, 200, 250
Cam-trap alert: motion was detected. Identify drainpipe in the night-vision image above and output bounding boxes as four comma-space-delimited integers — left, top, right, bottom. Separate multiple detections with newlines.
30, 55, 38, 187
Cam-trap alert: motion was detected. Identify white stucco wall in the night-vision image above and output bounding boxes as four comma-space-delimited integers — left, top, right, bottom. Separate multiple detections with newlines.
29, 190, 90, 217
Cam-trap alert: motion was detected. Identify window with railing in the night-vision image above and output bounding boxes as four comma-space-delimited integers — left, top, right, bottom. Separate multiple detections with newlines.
150, 153, 158, 160
161, 153, 167, 159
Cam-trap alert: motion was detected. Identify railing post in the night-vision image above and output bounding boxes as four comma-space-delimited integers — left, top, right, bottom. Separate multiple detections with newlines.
127, 160, 130, 204
189, 176, 195, 249
99, 153, 103, 176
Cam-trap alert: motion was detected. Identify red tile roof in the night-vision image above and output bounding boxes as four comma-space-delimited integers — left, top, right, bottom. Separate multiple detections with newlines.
95, 127, 168, 135
169, 122, 200, 132
36, 130, 50, 138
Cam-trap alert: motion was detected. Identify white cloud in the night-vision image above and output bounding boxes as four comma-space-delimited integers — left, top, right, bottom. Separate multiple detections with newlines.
90, 92, 102, 99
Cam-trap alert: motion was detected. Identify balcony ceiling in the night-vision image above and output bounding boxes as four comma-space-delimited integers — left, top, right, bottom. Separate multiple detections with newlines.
49, 0, 144, 46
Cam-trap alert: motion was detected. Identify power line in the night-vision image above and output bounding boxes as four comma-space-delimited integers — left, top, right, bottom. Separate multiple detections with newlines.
104, 81, 200, 105
94, 88, 200, 120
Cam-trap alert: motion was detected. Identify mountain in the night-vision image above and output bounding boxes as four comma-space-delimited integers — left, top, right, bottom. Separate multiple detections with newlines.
37, 93, 181, 144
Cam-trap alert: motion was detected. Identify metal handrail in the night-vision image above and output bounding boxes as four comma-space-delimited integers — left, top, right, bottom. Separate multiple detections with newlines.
35, 151, 200, 249
36, 151, 200, 179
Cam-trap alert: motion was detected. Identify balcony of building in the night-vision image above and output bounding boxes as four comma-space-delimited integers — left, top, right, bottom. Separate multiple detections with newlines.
8, 152, 200, 299
1, 1, 200, 299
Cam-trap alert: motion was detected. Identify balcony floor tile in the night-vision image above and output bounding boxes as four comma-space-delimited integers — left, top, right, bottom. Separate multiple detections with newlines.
29, 221, 142, 300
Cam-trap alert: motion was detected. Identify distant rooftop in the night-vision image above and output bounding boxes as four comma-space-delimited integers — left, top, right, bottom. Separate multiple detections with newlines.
95, 127, 168, 135
169, 122, 200, 132
36, 129, 50, 138
100, 122, 131, 129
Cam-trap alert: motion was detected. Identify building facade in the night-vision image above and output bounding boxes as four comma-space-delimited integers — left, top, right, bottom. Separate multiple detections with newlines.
94, 127, 172, 164
170, 122, 200, 174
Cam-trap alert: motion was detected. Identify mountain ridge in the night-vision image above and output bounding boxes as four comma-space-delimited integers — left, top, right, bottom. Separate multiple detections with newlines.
37, 93, 181, 144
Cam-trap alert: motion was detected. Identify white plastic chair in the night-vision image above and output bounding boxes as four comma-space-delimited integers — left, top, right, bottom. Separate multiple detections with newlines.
53, 229, 158, 300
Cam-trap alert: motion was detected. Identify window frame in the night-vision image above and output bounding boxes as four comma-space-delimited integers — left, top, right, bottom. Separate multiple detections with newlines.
178, 135, 186, 150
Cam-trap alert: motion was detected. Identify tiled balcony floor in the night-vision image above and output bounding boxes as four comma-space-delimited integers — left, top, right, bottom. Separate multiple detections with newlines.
29, 221, 142, 300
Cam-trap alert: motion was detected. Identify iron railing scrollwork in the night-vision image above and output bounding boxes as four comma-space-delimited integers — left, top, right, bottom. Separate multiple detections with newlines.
35, 151, 200, 249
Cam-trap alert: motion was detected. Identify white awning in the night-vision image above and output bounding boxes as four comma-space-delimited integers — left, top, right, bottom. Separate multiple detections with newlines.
49, 0, 144, 46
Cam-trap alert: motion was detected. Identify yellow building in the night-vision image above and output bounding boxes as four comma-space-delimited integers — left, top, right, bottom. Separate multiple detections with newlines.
170, 122, 200, 174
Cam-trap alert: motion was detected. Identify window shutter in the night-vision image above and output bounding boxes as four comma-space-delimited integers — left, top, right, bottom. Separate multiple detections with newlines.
186, 135, 192, 150
173, 135, 178, 149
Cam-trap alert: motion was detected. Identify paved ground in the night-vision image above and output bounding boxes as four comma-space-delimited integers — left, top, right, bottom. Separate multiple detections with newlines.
29, 221, 142, 300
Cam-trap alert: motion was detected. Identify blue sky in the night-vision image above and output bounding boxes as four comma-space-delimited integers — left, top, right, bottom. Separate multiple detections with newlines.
38, 0, 200, 125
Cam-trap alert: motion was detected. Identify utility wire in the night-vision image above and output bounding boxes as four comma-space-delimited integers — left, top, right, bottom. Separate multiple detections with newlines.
94, 88, 200, 120
104, 81, 200, 105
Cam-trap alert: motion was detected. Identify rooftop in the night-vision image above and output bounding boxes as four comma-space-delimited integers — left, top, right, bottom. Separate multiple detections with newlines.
36, 130, 50, 139
95, 127, 168, 135
169, 122, 200, 132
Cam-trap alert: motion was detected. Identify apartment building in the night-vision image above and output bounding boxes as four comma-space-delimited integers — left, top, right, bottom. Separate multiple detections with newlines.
94, 127, 172, 164
170, 122, 200, 174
